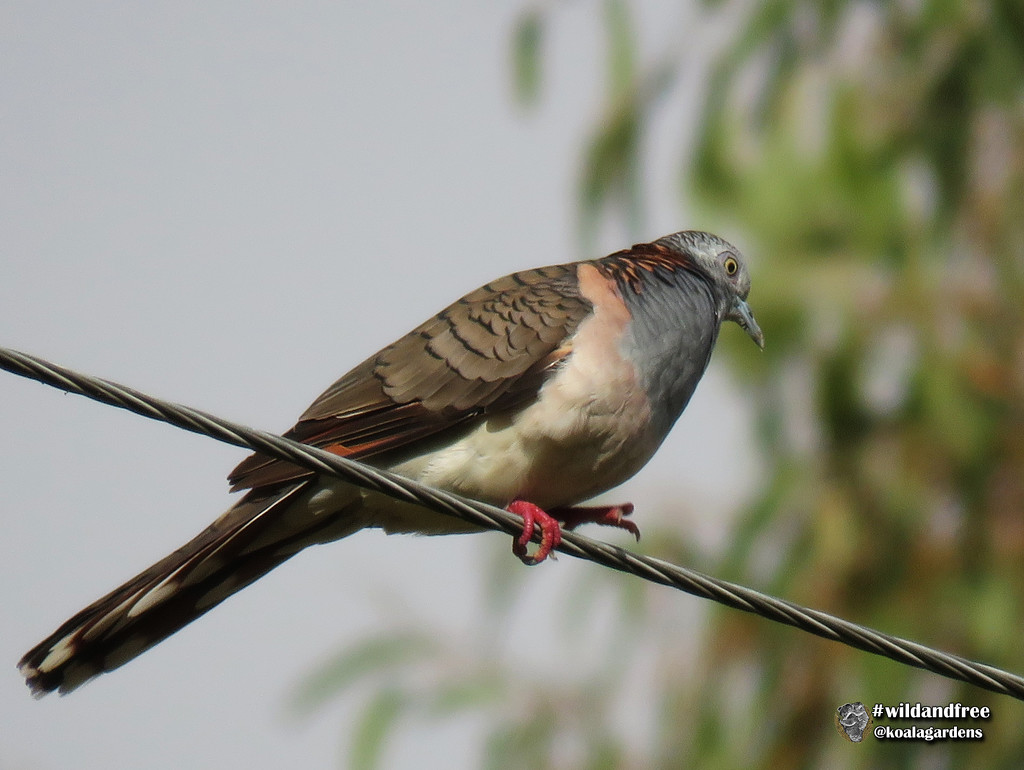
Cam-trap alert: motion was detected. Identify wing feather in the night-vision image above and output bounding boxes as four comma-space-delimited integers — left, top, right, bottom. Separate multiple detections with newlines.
228, 263, 590, 493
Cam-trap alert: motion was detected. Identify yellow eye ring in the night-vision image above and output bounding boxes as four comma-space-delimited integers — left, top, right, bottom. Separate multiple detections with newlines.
724, 256, 738, 276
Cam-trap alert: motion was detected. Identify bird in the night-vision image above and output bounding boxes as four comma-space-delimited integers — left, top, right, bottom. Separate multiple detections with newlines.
18, 229, 763, 696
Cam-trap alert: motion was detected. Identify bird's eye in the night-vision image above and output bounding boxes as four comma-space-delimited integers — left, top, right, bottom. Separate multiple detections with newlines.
724, 256, 738, 276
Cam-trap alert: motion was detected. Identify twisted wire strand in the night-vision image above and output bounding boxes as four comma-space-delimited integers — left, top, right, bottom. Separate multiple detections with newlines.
3, 344, 1022, 700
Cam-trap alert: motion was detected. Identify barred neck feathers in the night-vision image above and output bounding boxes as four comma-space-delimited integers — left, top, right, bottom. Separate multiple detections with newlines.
594, 242, 724, 429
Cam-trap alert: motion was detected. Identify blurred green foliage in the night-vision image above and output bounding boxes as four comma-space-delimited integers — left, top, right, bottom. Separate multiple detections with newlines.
683, 0, 1024, 765
512, 9, 545, 108
298, 0, 1024, 766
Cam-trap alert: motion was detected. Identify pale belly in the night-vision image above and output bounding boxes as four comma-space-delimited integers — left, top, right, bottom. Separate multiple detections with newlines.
359, 349, 665, 534
389, 405, 659, 509
301, 369, 673, 536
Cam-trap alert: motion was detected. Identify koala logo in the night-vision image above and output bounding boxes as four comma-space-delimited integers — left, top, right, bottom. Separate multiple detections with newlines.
836, 702, 871, 743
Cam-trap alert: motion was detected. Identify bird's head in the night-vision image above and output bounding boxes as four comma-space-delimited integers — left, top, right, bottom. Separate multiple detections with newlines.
659, 231, 765, 350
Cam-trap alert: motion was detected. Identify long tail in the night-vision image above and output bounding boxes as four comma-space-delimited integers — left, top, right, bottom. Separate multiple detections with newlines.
19, 481, 359, 696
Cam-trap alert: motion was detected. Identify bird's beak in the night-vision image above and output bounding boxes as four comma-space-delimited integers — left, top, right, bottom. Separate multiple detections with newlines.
729, 298, 765, 350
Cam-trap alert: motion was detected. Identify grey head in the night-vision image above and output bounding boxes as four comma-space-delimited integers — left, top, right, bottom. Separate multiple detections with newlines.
655, 230, 765, 349
594, 229, 764, 430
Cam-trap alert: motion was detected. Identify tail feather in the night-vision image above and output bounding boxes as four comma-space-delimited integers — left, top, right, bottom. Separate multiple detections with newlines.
19, 481, 358, 696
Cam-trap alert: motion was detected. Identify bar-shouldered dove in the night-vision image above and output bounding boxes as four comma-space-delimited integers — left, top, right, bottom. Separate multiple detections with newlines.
20, 229, 763, 695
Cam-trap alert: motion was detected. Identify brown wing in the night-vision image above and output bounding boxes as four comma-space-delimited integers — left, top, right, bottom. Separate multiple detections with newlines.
228, 264, 591, 492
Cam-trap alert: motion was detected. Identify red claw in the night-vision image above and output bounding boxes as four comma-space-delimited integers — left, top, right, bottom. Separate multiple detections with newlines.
506, 499, 562, 565
554, 503, 640, 541
505, 500, 641, 565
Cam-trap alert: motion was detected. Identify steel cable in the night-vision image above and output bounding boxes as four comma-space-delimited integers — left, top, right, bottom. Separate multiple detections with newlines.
3, 345, 1022, 700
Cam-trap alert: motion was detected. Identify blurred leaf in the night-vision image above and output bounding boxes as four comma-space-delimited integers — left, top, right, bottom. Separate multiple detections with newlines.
583, 736, 623, 770
604, 0, 635, 99
511, 9, 544, 107
579, 96, 641, 241
483, 705, 557, 770
575, 0, 646, 244
350, 688, 405, 770
424, 673, 505, 715
289, 631, 437, 714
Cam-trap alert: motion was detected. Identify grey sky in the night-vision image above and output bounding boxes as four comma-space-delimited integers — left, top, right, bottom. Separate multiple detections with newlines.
1, 3, 758, 768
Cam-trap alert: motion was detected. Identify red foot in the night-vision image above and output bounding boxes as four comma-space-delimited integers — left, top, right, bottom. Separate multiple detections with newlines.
554, 503, 640, 541
505, 500, 640, 565
506, 499, 562, 565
